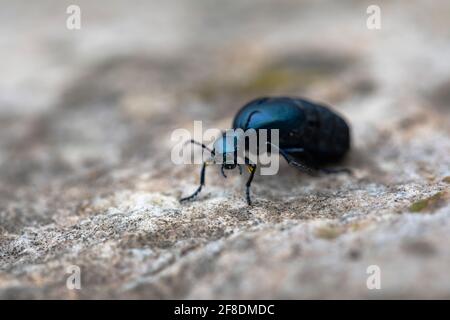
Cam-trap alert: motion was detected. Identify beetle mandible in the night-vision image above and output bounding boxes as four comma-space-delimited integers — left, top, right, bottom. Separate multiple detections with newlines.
180, 96, 351, 205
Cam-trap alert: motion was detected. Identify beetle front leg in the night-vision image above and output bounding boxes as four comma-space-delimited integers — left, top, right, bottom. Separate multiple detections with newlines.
180, 162, 207, 203
245, 164, 257, 205
220, 165, 227, 178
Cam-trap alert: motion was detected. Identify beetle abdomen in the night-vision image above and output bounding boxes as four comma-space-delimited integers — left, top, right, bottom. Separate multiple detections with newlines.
296, 99, 350, 163
232, 97, 350, 164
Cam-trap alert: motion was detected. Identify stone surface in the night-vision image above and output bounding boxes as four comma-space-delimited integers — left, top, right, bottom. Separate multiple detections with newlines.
0, 0, 450, 299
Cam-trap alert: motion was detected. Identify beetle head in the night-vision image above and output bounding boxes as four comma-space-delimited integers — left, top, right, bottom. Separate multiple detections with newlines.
213, 131, 243, 175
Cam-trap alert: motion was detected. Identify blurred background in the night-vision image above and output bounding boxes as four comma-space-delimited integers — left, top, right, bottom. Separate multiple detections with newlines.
1, 0, 450, 299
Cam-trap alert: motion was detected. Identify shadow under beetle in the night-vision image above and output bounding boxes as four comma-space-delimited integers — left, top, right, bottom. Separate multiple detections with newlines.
180, 96, 351, 205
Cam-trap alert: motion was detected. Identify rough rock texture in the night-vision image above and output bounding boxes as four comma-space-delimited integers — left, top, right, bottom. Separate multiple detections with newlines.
1, 0, 450, 299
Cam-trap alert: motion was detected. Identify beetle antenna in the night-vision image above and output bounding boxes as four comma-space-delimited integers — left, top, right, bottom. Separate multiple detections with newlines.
184, 139, 215, 155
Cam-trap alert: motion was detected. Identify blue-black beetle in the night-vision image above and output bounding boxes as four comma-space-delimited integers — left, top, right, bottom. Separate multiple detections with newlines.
180, 96, 351, 205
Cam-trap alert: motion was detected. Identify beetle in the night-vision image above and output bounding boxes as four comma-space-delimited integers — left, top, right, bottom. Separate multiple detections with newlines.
180, 96, 351, 205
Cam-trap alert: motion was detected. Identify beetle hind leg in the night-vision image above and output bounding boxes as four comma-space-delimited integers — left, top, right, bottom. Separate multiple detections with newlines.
267, 142, 316, 175
319, 167, 353, 175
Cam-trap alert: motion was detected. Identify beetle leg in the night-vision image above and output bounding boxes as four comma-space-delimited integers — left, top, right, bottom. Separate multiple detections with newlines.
281, 147, 350, 175
319, 167, 353, 175
245, 164, 257, 205
266, 142, 315, 175
277, 145, 352, 176
282, 147, 305, 153
284, 147, 351, 175
220, 165, 227, 178
283, 155, 316, 175
180, 162, 207, 203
